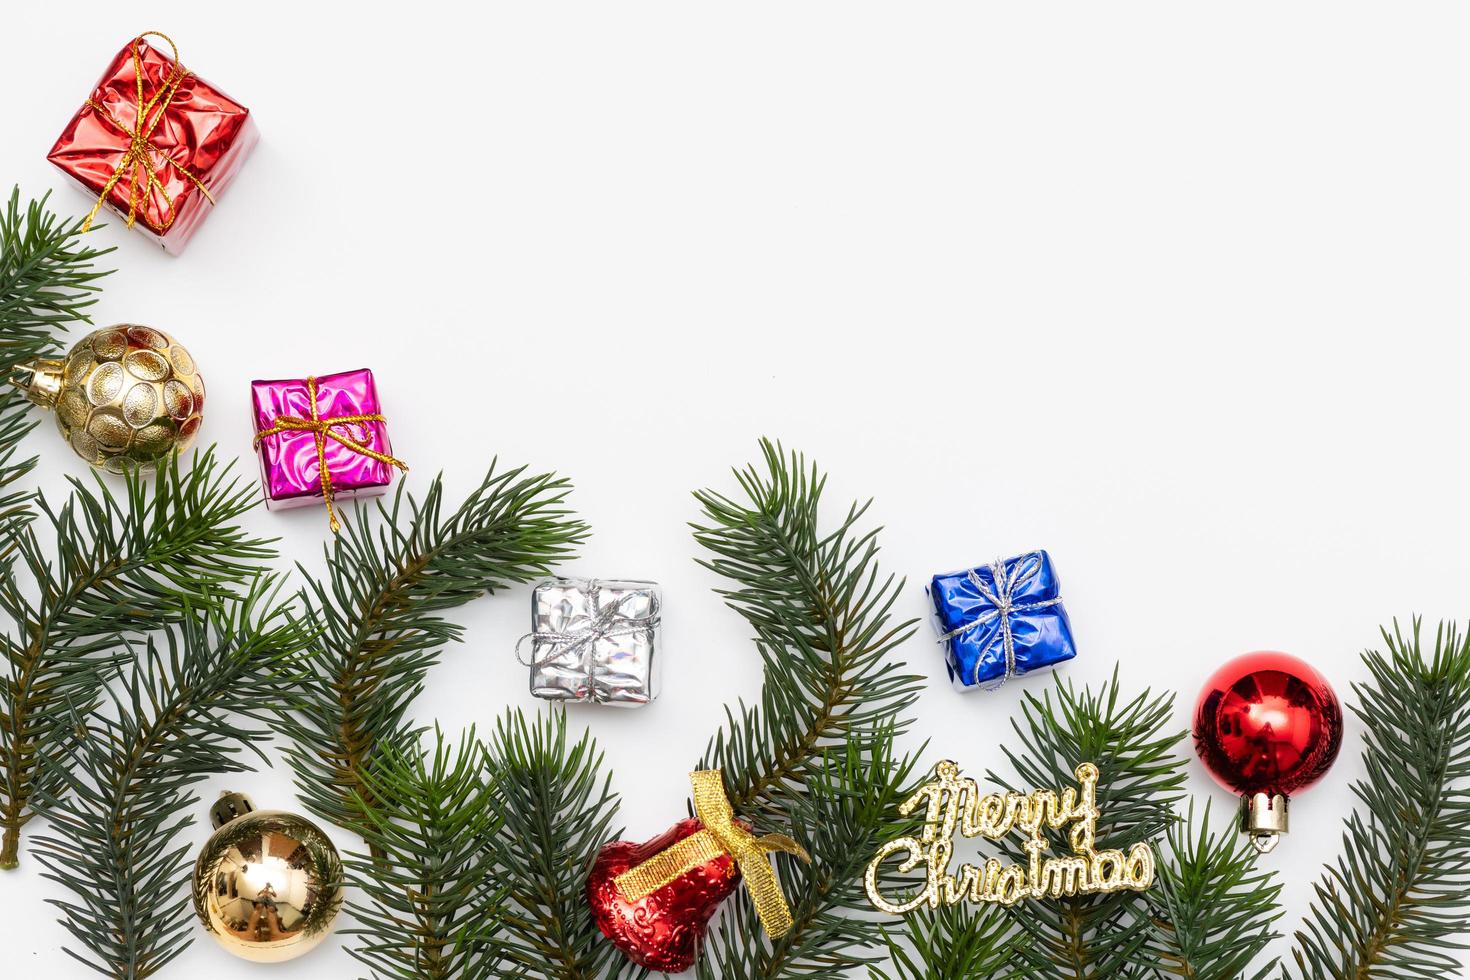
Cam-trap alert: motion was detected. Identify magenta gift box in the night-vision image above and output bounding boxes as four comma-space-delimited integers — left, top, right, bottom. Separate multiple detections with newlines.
250, 368, 396, 511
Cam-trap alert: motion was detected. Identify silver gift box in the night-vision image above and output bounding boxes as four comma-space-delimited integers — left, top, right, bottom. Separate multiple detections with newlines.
526, 577, 661, 707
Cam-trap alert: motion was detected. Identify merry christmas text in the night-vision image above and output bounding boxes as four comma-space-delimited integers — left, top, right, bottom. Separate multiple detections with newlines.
864, 761, 1155, 913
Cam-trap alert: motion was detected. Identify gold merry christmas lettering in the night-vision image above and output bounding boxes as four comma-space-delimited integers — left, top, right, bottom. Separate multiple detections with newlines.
865, 761, 1155, 914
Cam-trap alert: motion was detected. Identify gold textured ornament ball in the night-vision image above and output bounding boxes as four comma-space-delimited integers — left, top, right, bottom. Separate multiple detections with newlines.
193, 793, 344, 964
9, 324, 204, 473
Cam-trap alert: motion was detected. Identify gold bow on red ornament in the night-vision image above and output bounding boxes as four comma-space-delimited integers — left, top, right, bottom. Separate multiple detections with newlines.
615, 770, 811, 939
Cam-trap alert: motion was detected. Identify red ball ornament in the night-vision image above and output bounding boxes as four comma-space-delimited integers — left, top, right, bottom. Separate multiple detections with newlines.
1193, 651, 1344, 854
585, 817, 741, 973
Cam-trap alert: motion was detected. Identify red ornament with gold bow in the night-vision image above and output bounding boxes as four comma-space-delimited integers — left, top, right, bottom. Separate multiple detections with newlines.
48, 31, 258, 254
586, 770, 810, 973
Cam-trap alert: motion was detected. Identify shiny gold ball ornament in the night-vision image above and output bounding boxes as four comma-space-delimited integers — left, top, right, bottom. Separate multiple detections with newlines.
192, 792, 344, 964
9, 324, 205, 473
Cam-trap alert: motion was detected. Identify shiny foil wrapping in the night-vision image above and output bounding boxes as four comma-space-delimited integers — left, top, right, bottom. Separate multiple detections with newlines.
1193, 651, 1344, 853
193, 795, 344, 963
1193, 651, 1344, 799
47, 35, 257, 254
929, 550, 1077, 691
250, 369, 396, 512
529, 578, 660, 707
586, 817, 741, 973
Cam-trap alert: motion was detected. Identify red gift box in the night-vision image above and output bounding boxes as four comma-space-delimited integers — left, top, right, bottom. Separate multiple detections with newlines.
47, 32, 258, 255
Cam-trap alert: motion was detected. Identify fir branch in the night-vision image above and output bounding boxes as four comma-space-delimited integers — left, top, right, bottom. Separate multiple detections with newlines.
0, 450, 275, 867
692, 439, 923, 818
29, 583, 307, 980
694, 732, 926, 980
1287, 619, 1470, 979
345, 727, 509, 980
684, 441, 925, 978
867, 902, 1019, 980
0, 389, 39, 554
490, 708, 629, 980
0, 185, 111, 570
993, 668, 1189, 979
282, 466, 588, 834
0, 186, 114, 375
1142, 802, 1282, 980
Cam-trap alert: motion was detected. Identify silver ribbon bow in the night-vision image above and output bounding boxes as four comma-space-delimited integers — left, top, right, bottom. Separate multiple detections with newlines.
937, 552, 1062, 690
515, 580, 662, 703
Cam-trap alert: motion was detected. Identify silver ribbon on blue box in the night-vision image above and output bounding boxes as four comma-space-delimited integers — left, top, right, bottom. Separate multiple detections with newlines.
928, 550, 1076, 692
517, 577, 661, 707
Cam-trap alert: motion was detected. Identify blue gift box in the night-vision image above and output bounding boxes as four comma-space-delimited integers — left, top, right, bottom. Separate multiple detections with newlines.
928, 550, 1077, 691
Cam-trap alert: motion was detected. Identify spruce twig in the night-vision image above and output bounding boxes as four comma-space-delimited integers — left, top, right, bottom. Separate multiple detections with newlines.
346, 727, 510, 980
0, 390, 39, 556
684, 440, 925, 978
0, 186, 114, 376
867, 902, 1019, 980
279, 468, 588, 978
0, 188, 119, 845
1287, 619, 1470, 979
491, 708, 630, 980
992, 669, 1188, 979
30, 583, 307, 980
281, 466, 588, 835
0, 451, 274, 867
692, 438, 923, 817
1144, 801, 1282, 980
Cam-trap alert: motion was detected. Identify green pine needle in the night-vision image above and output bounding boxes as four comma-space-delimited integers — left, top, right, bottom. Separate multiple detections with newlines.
490, 707, 629, 980
0, 390, 39, 556
1287, 619, 1470, 979
992, 668, 1189, 979
0, 186, 114, 375
867, 902, 1019, 980
282, 465, 588, 834
680, 440, 924, 978
0, 449, 276, 868
29, 583, 308, 980
692, 438, 923, 819
0, 186, 111, 602
277, 465, 589, 977
1144, 801, 1282, 980
345, 727, 510, 980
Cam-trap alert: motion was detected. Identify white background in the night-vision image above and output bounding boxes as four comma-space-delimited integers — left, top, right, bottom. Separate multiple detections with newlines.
3, 3, 1469, 977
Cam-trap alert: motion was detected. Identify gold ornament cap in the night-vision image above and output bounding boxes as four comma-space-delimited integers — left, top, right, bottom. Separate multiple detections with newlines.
209, 791, 257, 830
193, 791, 344, 964
9, 358, 65, 408
1240, 792, 1289, 854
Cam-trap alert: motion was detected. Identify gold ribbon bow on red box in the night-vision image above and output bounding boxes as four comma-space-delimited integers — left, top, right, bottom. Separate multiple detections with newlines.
80, 31, 215, 235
